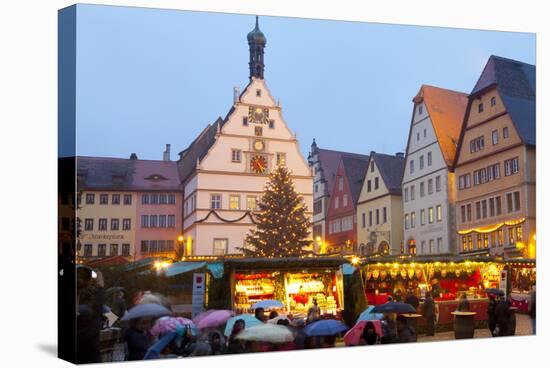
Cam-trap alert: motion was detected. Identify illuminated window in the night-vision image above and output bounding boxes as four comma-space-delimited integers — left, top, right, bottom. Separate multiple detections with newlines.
247, 196, 258, 211
508, 227, 515, 245
498, 229, 504, 247
436, 205, 442, 222
462, 237, 468, 252
276, 152, 286, 166
468, 236, 473, 251
516, 226, 523, 241
213, 239, 228, 255
483, 234, 489, 249
477, 234, 483, 249
428, 207, 434, 224
229, 195, 240, 210
411, 211, 416, 228
490, 232, 496, 248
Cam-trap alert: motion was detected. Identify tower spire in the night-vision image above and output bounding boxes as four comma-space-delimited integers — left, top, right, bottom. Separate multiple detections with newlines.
247, 16, 267, 80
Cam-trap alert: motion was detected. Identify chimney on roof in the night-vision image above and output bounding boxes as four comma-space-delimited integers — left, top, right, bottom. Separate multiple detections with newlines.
130, 153, 138, 160
233, 86, 240, 103
163, 144, 171, 161
395, 152, 404, 158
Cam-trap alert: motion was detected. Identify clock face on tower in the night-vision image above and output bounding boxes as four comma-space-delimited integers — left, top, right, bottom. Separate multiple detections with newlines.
250, 155, 267, 174
253, 140, 265, 152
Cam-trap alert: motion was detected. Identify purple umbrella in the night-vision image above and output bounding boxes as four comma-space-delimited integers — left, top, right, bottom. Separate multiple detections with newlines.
196, 310, 234, 329
193, 309, 218, 325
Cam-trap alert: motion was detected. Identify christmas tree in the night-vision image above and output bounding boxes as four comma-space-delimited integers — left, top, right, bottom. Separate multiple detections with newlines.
242, 165, 312, 257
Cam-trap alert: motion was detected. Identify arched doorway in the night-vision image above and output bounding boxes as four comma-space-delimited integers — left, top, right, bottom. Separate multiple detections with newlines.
367, 243, 375, 255
378, 241, 390, 255
408, 239, 417, 255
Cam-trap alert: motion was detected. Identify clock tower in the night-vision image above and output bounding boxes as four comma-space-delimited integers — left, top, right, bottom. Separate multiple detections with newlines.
177, 17, 313, 256
247, 16, 266, 80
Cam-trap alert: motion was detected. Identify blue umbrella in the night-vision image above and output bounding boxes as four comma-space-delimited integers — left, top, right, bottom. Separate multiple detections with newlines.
121, 303, 172, 321
251, 300, 285, 310
224, 314, 263, 336
144, 331, 178, 360
357, 306, 384, 322
303, 319, 349, 337
371, 302, 416, 314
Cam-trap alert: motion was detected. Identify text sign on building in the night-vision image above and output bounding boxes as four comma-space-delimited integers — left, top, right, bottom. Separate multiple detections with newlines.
192, 273, 205, 318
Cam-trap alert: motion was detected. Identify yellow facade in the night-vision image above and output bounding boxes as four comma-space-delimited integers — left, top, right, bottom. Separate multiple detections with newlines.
77, 191, 137, 260
454, 88, 536, 258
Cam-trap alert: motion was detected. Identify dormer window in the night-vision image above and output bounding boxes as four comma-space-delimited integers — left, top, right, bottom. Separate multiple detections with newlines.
145, 174, 168, 181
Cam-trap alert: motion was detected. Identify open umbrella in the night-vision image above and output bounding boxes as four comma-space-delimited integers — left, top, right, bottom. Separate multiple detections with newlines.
224, 314, 263, 336
150, 316, 195, 338
196, 310, 233, 329
121, 303, 172, 321
251, 300, 285, 310
371, 302, 416, 314
236, 324, 294, 343
485, 288, 505, 296
268, 315, 291, 325
343, 320, 383, 346
303, 319, 349, 337
193, 309, 218, 325
357, 306, 384, 322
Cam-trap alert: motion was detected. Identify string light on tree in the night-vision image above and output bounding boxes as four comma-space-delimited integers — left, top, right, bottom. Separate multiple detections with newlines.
240, 165, 312, 257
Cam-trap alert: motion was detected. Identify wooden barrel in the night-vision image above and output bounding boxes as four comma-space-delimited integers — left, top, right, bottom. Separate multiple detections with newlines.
452, 312, 476, 339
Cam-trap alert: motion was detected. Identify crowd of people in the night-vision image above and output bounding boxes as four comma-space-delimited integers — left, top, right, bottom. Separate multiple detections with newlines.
76, 265, 536, 363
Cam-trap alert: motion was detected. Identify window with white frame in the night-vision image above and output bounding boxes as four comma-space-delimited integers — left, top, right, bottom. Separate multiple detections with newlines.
436, 175, 442, 191
428, 207, 434, 224
247, 196, 257, 211
276, 152, 286, 166
492, 130, 499, 145
419, 155, 424, 170
98, 218, 107, 231
343, 194, 348, 207
229, 195, 240, 210
338, 177, 344, 191
141, 215, 149, 228
410, 185, 415, 200
159, 215, 167, 228
341, 216, 353, 231
436, 205, 442, 221
213, 239, 228, 255
428, 178, 433, 195
427, 151, 432, 166
420, 209, 426, 225
168, 215, 175, 227
211, 194, 222, 209
404, 187, 409, 202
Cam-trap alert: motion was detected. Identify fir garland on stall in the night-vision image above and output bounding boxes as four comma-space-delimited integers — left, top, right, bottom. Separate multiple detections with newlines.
240, 165, 312, 257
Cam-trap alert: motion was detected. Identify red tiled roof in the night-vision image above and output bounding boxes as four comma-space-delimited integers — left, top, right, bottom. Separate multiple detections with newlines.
415, 85, 468, 168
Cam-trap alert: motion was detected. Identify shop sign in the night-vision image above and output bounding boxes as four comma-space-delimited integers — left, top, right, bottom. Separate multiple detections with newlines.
192, 273, 205, 318
499, 270, 507, 297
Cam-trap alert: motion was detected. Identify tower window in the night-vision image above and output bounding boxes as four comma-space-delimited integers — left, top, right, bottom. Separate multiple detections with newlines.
255, 126, 263, 136
242, 117, 248, 126
256, 89, 262, 97
269, 120, 275, 129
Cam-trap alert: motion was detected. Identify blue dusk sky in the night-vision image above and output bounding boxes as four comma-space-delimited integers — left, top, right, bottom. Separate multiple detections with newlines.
73, 4, 535, 160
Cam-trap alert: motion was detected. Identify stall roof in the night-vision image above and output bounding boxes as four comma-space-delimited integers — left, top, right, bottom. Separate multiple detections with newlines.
164, 262, 207, 277
123, 257, 172, 271
222, 256, 349, 270
362, 254, 499, 264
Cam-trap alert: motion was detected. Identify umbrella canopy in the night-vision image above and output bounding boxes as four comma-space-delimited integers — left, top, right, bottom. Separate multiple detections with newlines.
357, 306, 384, 322
224, 314, 263, 336
371, 302, 416, 314
485, 288, 505, 296
268, 315, 291, 325
105, 286, 126, 294
121, 303, 172, 321
344, 320, 383, 346
193, 309, 218, 325
303, 319, 349, 337
150, 316, 194, 338
196, 310, 233, 329
236, 324, 294, 344
251, 300, 285, 310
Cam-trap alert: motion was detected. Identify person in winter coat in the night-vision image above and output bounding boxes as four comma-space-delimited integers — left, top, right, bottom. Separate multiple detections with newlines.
359, 321, 379, 345
227, 319, 248, 354
494, 296, 511, 336
457, 293, 470, 312
487, 294, 498, 336
421, 292, 436, 336
76, 266, 104, 364
396, 315, 416, 343
404, 289, 420, 311
380, 312, 397, 344
124, 318, 154, 360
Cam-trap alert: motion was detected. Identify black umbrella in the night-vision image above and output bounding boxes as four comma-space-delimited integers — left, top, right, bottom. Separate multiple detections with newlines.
485, 288, 504, 296
371, 302, 416, 314
106, 286, 126, 294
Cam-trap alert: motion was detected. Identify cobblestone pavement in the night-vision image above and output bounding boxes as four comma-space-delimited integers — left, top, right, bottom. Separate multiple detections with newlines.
417, 313, 534, 342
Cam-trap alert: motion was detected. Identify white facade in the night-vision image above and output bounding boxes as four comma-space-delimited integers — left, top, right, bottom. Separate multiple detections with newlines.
402, 102, 456, 255
308, 146, 328, 251
182, 78, 313, 255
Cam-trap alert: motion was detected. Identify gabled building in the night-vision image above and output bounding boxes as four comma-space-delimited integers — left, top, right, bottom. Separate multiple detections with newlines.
308, 141, 369, 252
325, 156, 370, 254
177, 18, 313, 256
453, 56, 536, 259
357, 152, 405, 256
402, 85, 468, 255
76, 149, 183, 261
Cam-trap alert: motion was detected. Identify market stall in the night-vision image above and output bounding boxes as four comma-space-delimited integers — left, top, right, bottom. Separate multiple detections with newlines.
508, 259, 536, 313
227, 257, 346, 316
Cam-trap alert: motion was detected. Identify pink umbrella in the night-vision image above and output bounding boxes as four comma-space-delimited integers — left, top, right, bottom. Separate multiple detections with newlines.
193, 309, 218, 325
196, 310, 234, 329
343, 320, 383, 346
150, 316, 194, 338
